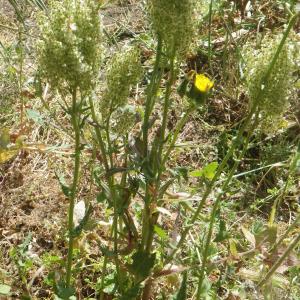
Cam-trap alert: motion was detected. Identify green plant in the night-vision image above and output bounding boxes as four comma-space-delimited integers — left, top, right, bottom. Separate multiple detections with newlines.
34, 0, 300, 299
9, 234, 34, 297
37, 0, 102, 297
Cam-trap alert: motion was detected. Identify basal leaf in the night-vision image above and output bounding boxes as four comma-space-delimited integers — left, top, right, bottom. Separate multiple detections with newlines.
55, 280, 75, 299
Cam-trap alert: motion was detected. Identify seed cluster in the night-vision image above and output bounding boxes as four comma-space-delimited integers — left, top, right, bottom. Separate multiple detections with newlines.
111, 105, 137, 136
38, 0, 102, 93
101, 47, 142, 117
243, 35, 295, 117
147, 0, 196, 58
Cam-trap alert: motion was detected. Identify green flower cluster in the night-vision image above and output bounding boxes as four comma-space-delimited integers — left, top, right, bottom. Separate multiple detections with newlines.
111, 105, 137, 136
243, 35, 295, 117
147, 0, 195, 57
101, 47, 142, 116
38, 0, 102, 93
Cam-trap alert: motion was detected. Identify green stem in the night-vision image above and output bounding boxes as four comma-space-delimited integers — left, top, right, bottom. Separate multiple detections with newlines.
99, 256, 108, 300
208, 0, 213, 70
105, 115, 114, 168
100, 222, 116, 300
196, 112, 259, 298
142, 50, 176, 252
144, 105, 196, 253
157, 51, 176, 163
66, 88, 81, 288
270, 213, 300, 255
141, 184, 151, 252
89, 97, 123, 291
113, 189, 120, 287
141, 36, 163, 252
143, 36, 163, 157
104, 113, 121, 288
258, 232, 300, 288
88, 97, 109, 173
161, 104, 196, 168
17, 28, 24, 129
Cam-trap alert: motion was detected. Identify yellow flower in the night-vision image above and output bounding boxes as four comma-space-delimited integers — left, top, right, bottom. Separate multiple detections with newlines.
194, 74, 214, 93
178, 71, 214, 105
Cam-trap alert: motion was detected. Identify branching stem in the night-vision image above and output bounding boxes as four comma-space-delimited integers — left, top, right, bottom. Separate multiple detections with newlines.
66, 88, 81, 288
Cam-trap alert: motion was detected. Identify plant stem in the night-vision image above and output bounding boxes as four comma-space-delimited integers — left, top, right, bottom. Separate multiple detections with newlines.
144, 104, 196, 254
88, 97, 109, 173
142, 50, 176, 249
161, 104, 196, 168
140, 36, 163, 252
99, 256, 108, 300
89, 97, 124, 291
66, 88, 81, 288
196, 112, 259, 298
208, 0, 213, 70
105, 115, 114, 168
269, 212, 300, 255
100, 221, 117, 300
17, 28, 24, 130
103, 110, 122, 289
143, 36, 163, 157
141, 50, 177, 300
141, 184, 151, 251
258, 232, 300, 288
157, 51, 176, 162
164, 104, 257, 266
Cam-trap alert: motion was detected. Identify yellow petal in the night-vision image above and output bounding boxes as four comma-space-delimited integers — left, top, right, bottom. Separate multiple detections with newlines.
194, 74, 214, 93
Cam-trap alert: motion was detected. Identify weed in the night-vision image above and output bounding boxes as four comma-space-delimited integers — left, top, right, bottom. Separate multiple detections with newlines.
1, 0, 300, 299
